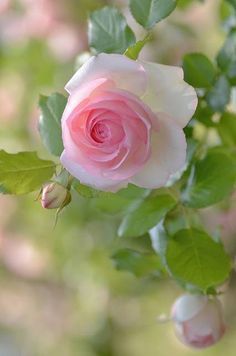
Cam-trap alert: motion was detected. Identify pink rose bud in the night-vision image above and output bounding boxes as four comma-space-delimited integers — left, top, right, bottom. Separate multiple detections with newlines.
172, 294, 226, 349
41, 182, 71, 209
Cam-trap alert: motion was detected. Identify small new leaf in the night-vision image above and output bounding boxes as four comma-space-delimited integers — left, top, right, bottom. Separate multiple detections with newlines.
125, 34, 152, 60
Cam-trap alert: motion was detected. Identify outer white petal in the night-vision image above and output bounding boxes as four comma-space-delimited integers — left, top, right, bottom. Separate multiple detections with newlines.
130, 113, 186, 189
141, 61, 198, 128
65, 53, 147, 97
172, 295, 208, 323
61, 151, 128, 192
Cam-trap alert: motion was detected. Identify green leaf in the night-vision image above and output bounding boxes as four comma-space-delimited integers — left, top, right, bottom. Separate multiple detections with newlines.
125, 34, 152, 60
218, 112, 236, 147
194, 101, 215, 127
0, 151, 56, 195
88, 6, 136, 54
183, 53, 216, 88
217, 30, 236, 85
92, 194, 136, 215
182, 149, 236, 208
117, 184, 150, 200
118, 194, 177, 238
166, 228, 232, 291
38, 93, 67, 156
112, 248, 162, 277
130, 0, 177, 29
72, 179, 103, 198
122, 234, 155, 254
89, 185, 150, 214
206, 75, 230, 112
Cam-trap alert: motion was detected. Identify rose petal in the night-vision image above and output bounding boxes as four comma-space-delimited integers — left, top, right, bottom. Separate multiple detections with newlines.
184, 301, 223, 342
65, 53, 147, 97
172, 295, 208, 323
141, 61, 198, 128
61, 151, 128, 192
130, 113, 186, 188
62, 77, 114, 120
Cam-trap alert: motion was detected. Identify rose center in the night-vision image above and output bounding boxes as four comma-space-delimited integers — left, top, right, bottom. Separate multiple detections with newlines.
91, 122, 109, 143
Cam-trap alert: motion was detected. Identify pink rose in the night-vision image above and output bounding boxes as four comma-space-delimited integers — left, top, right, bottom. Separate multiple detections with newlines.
61, 54, 197, 192
172, 294, 226, 349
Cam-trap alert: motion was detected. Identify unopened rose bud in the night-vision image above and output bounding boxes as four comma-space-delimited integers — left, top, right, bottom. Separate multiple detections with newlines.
41, 182, 71, 210
171, 294, 225, 349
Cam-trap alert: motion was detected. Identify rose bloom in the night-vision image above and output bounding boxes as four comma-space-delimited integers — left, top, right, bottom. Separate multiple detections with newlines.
172, 294, 226, 349
61, 54, 197, 192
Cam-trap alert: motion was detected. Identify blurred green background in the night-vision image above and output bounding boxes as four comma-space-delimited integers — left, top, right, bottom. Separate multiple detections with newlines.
1, 0, 236, 355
